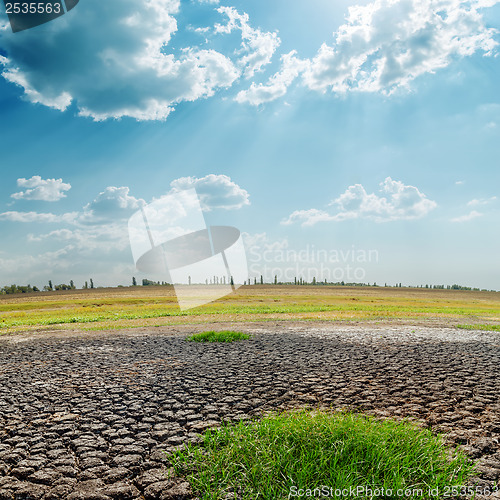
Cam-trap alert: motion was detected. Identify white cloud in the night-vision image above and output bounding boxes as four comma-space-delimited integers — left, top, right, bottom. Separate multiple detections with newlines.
1, 176, 248, 232
28, 225, 131, 252
302, 0, 498, 95
282, 209, 343, 227
233, 0, 500, 105
0, 246, 75, 280
242, 232, 289, 252
236, 51, 307, 106
0, 177, 250, 285
1, 185, 142, 225
214, 7, 280, 78
335, 177, 438, 221
467, 196, 497, 206
451, 210, 483, 222
455, 180, 465, 185
80, 186, 145, 223
0, 211, 77, 223
282, 177, 437, 226
0, 242, 136, 286
0, 0, 239, 121
11, 176, 71, 202
170, 174, 250, 211
0, 0, 498, 115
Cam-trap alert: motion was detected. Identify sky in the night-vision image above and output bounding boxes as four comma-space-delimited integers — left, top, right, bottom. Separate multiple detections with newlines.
0, 0, 499, 290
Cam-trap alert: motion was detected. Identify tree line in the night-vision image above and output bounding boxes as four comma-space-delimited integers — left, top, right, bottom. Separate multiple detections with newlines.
0, 277, 494, 294
1, 278, 94, 294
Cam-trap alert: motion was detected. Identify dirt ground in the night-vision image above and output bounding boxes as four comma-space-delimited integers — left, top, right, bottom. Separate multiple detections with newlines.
0, 323, 499, 499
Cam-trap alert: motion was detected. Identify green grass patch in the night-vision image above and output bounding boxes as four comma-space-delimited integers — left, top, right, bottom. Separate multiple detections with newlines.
457, 324, 500, 332
168, 410, 475, 499
186, 330, 250, 342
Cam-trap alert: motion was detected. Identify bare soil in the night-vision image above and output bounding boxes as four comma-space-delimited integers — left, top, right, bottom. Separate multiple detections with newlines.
0, 323, 499, 499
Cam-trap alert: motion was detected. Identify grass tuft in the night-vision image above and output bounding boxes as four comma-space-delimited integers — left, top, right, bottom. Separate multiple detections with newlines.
168, 410, 475, 499
457, 324, 500, 332
186, 330, 250, 342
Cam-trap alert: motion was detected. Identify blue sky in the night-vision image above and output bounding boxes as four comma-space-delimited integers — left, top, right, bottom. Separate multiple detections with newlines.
0, 0, 499, 289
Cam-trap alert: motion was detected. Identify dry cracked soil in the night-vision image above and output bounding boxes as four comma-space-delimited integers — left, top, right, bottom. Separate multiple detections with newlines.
0, 323, 499, 500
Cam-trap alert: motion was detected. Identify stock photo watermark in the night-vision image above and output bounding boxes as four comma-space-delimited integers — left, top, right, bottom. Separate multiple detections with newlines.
3, 0, 79, 32
248, 244, 379, 283
128, 188, 248, 311
127, 189, 380, 310
288, 484, 498, 498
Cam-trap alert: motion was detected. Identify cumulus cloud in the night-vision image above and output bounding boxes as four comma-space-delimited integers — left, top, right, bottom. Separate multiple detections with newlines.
0, 177, 251, 285
0, 211, 77, 223
1, 175, 248, 232
236, 51, 307, 105
0, 0, 239, 121
0, 0, 497, 114
0, 242, 136, 286
237, 0, 500, 105
170, 174, 250, 211
302, 0, 498, 94
28, 225, 131, 252
451, 210, 483, 222
11, 176, 71, 202
242, 232, 289, 252
80, 186, 145, 223
282, 177, 437, 226
214, 7, 280, 78
334, 177, 437, 221
282, 209, 342, 227
467, 196, 497, 206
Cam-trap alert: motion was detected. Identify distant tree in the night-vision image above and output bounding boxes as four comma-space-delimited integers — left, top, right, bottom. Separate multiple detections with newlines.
312, 277, 316, 285
55, 283, 71, 291
132, 277, 137, 286
48, 280, 53, 290
142, 279, 160, 286
254, 277, 257, 285
260, 275, 263, 285
230, 276, 234, 286
84, 281, 88, 289
90, 279, 94, 289
70, 280, 75, 289
294, 277, 297, 285
274, 275, 278, 285
188, 276, 191, 285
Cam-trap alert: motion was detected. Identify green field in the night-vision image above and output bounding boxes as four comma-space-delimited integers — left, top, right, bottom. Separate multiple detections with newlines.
1, 285, 499, 334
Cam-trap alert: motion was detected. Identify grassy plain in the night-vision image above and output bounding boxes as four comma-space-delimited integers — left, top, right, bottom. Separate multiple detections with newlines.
0, 285, 499, 335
